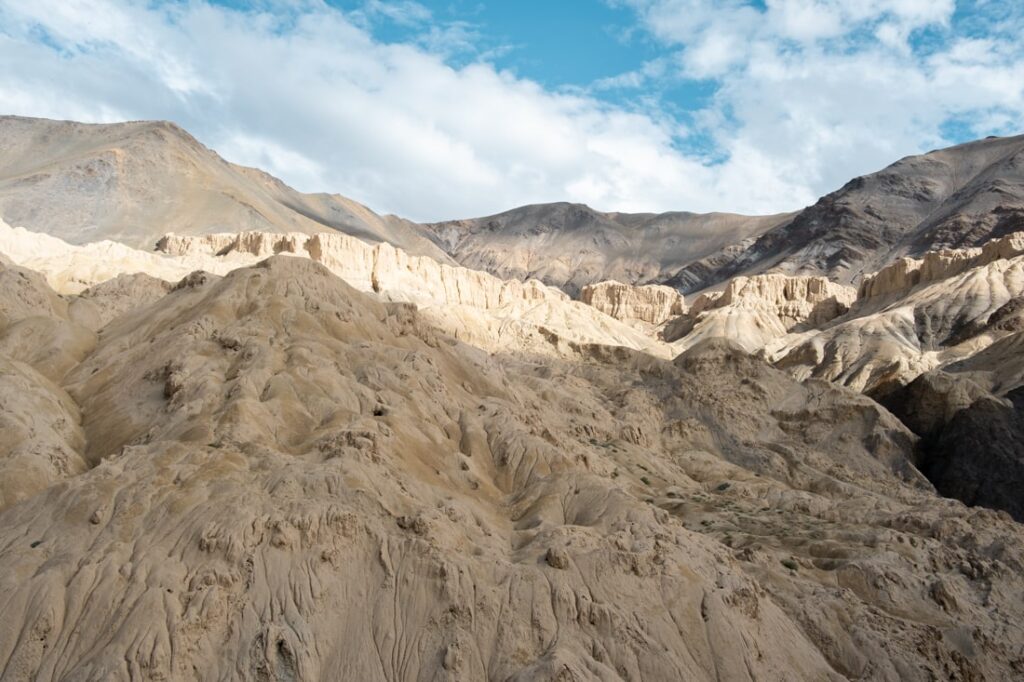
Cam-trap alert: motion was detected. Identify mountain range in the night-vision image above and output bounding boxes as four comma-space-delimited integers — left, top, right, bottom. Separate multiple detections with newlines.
4, 116, 1022, 296
1, 115, 1024, 680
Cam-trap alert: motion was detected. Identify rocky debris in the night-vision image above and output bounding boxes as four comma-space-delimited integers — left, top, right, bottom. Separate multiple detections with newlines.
544, 547, 571, 569
579, 279, 686, 326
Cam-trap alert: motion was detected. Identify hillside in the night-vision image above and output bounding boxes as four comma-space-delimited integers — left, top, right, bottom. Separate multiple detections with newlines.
0, 116, 447, 258
668, 134, 1024, 292
424, 202, 792, 294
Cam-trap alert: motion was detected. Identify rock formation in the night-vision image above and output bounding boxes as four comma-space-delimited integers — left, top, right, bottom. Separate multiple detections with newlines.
579, 280, 686, 326
663, 274, 856, 353
772, 241, 1024, 394
1, 255, 1023, 679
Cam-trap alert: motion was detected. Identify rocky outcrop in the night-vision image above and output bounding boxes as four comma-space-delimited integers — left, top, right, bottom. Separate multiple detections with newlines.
579, 280, 685, 326
663, 273, 856, 353
1, 222, 667, 358
696, 274, 856, 328
772, 244, 1024, 394
158, 230, 568, 311
857, 231, 1024, 301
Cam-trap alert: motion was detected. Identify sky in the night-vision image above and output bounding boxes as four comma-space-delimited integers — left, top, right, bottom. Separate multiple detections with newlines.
0, 0, 1022, 221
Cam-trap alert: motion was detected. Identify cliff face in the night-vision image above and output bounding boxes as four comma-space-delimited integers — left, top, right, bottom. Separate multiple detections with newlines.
771, 244, 1024, 395
700, 274, 857, 328
662, 274, 857, 353
857, 231, 1024, 301
2, 223, 666, 358
579, 280, 686, 326
157, 230, 569, 311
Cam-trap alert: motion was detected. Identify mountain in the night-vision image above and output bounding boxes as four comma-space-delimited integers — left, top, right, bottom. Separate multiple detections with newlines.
5, 116, 1024, 678
0, 116, 447, 259
668, 134, 1024, 292
423, 202, 793, 294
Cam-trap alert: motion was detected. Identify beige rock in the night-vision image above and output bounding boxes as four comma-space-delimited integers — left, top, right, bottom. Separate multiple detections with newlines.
580, 280, 686, 326
664, 274, 856, 353
858, 231, 1024, 302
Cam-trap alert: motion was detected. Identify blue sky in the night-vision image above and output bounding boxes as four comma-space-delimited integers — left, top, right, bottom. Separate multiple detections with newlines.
0, 1, 1022, 220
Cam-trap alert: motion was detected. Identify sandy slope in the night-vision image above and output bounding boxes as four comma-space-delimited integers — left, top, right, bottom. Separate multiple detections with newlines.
0, 255, 1021, 680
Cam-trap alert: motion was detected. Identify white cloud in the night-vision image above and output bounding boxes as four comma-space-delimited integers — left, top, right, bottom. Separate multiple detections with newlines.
618, 0, 1024, 202
0, 0, 1020, 222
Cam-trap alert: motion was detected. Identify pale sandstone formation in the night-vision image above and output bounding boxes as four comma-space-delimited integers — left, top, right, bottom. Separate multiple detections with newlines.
664, 274, 856, 353
0, 221, 256, 294
579, 280, 686, 326
857, 231, 1024, 302
772, 248, 1024, 394
1, 256, 1022, 680
0, 221, 668, 358
156, 230, 669, 357
707, 274, 857, 327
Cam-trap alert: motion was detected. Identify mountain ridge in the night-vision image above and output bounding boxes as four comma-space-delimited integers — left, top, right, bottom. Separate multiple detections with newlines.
0, 115, 449, 260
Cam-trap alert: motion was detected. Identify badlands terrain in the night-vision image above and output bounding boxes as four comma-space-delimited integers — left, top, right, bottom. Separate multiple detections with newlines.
1, 117, 1024, 681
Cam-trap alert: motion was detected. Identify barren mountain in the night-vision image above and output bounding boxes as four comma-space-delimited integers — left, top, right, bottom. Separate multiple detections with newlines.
0, 116, 446, 258
669, 134, 1024, 292
424, 202, 792, 294
3, 117, 1024, 680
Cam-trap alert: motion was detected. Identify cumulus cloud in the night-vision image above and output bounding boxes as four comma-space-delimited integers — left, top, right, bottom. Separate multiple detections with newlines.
617, 0, 1024, 201
0, 0, 1021, 220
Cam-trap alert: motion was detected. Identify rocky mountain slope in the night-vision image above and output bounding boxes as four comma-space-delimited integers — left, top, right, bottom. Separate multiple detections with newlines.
423, 202, 792, 294
0, 116, 445, 258
668, 134, 1024, 292
2, 252, 1023, 679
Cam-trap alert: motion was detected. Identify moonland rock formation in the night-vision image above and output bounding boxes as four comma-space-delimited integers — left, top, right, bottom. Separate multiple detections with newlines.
667, 134, 1024, 292
579, 280, 686, 327
2, 252, 1024, 681
0, 116, 445, 259
0, 220, 668, 359
770, 232, 1024, 395
664, 274, 856, 353
424, 202, 793, 294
